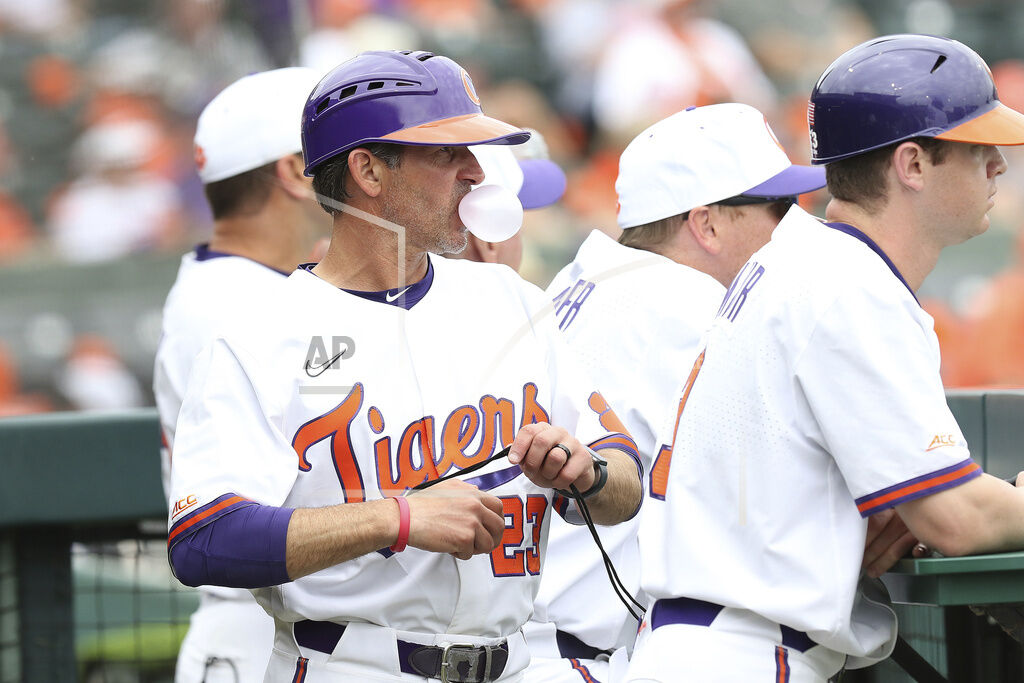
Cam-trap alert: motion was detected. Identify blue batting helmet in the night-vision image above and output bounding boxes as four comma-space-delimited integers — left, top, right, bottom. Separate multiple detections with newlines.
301, 50, 530, 176
808, 34, 1024, 165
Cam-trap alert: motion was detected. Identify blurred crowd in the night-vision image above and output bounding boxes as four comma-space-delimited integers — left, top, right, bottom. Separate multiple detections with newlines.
2, 0, 1024, 416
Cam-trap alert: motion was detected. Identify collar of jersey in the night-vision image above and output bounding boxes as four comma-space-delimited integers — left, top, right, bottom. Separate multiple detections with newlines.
193, 243, 290, 276
823, 222, 920, 306
297, 257, 434, 310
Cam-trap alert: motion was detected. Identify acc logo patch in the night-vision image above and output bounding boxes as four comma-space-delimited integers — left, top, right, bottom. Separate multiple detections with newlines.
172, 494, 198, 518
460, 68, 481, 106
926, 434, 957, 452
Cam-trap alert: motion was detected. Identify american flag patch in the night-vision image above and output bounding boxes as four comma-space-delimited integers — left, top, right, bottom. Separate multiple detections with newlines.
807, 101, 815, 127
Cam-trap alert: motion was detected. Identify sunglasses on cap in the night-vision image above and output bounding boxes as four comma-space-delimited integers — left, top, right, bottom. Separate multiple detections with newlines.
714, 194, 797, 207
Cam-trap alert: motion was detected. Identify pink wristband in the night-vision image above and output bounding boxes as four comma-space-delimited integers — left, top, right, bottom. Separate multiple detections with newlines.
390, 495, 410, 553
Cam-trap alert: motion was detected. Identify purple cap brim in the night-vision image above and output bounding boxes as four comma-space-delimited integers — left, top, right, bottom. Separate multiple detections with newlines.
744, 164, 826, 198
517, 159, 567, 209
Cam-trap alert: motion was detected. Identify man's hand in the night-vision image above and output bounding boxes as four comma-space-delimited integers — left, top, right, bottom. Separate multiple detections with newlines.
863, 508, 919, 578
406, 480, 505, 560
507, 422, 596, 492
507, 423, 641, 525
286, 480, 505, 579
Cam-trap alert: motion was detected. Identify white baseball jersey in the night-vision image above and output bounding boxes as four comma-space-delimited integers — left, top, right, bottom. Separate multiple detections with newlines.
167, 255, 638, 666
638, 206, 981, 663
155, 245, 289, 494
155, 245, 289, 610
532, 230, 725, 652
154, 246, 286, 680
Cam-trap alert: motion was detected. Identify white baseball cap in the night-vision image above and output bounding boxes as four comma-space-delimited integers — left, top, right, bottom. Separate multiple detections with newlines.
471, 143, 567, 210
616, 103, 825, 229
194, 67, 323, 183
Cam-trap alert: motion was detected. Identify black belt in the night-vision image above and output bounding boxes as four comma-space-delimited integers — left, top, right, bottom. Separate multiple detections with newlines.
555, 629, 613, 660
293, 620, 509, 683
649, 598, 817, 653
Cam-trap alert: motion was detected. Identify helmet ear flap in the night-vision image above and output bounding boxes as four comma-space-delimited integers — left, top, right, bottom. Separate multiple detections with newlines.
808, 34, 1024, 165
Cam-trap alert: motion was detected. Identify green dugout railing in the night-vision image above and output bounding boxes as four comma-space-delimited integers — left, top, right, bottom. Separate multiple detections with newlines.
0, 394, 1022, 682
886, 390, 1024, 608
877, 390, 1024, 683
0, 409, 166, 682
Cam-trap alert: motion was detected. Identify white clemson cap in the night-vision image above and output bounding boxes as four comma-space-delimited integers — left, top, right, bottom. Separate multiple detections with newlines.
616, 103, 825, 229
471, 142, 567, 210
194, 67, 323, 183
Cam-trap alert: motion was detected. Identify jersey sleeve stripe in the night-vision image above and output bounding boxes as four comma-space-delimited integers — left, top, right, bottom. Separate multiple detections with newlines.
552, 492, 570, 518
589, 433, 642, 475
168, 493, 253, 546
854, 459, 981, 517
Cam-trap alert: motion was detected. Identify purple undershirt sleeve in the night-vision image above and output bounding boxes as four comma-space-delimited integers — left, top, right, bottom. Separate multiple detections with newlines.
169, 504, 293, 588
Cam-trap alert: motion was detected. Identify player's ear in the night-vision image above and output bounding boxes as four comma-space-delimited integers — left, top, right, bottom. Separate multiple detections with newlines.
276, 154, 315, 201
891, 141, 927, 193
468, 235, 500, 264
687, 206, 721, 255
347, 148, 385, 198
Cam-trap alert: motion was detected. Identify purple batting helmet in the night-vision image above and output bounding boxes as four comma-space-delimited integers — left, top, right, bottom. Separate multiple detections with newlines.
301, 50, 530, 176
808, 34, 1024, 165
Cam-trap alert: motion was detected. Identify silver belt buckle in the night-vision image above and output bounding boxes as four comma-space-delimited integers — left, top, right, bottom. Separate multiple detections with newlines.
440, 642, 488, 683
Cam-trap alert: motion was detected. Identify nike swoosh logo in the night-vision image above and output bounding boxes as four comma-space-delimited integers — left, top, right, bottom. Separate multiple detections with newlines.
304, 351, 344, 378
385, 287, 411, 302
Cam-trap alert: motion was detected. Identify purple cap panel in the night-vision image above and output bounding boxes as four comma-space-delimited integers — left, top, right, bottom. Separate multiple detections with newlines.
743, 164, 826, 198
518, 159, 567, 209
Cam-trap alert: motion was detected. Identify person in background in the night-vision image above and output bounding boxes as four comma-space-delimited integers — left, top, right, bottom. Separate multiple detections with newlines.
627, 35, 1024, 683
531, 102, 825, 683
153, 67, 328, 683
453, 130, 567, 271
